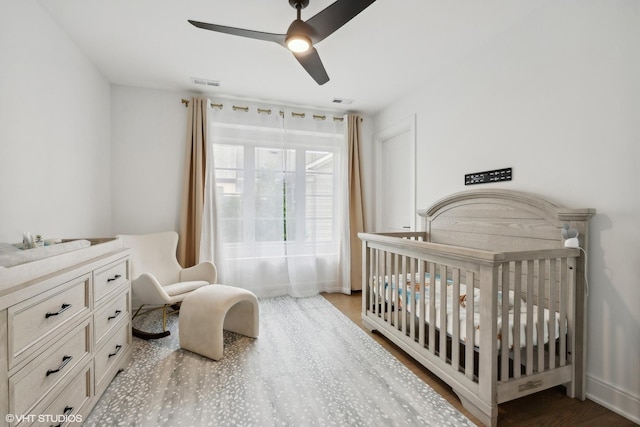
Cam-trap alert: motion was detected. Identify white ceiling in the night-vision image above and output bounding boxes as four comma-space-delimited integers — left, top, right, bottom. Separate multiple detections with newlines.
36, 0, 547, 114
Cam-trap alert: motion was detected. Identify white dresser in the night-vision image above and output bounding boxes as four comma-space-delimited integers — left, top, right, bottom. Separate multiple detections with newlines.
0, 239, 132, 426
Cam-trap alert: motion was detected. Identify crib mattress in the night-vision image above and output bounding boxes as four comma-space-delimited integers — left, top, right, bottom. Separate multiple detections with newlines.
374, 275, 561, 350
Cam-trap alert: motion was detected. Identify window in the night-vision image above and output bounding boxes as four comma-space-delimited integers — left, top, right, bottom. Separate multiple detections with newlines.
213, 136, 340, 246
203, 114, 348, 297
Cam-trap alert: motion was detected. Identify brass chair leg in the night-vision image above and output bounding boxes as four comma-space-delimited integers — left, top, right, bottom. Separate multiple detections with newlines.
162, 304, 167, 332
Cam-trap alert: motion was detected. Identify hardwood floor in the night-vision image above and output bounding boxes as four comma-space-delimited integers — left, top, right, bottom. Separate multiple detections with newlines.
322, 292, 636, 427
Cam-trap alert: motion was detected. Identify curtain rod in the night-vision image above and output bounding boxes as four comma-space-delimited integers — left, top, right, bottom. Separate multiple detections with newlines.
181, 99, 223, 109
180, 98, 359, 123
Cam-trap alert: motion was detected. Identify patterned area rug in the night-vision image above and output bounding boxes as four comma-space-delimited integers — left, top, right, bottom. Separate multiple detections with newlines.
86, 295, 475, 426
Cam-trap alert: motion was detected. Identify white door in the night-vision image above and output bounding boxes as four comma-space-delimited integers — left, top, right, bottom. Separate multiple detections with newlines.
375, 115, 416, 232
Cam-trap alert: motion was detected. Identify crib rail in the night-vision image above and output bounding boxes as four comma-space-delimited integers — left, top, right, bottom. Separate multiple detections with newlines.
359, 232, 579, 408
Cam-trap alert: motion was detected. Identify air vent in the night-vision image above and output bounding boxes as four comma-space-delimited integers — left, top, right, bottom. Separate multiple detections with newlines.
332, 98, 354, 104
190, 77, 221, 87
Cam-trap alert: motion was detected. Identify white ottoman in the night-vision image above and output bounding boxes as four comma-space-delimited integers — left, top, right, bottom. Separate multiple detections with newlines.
179, 285, 259, 361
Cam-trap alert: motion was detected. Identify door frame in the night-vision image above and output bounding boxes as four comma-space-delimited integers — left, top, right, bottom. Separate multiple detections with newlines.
374, 114, 417, 232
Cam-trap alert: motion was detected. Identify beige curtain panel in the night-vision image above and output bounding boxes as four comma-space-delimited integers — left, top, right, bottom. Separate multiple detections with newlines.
178, 98, 208, 267
348, 114, 365, 291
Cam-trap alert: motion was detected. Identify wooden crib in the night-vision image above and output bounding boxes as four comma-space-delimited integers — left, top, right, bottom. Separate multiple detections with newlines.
359, 190, 594, 426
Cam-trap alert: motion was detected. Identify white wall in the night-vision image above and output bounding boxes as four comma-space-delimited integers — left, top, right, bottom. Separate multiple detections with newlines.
111, 86, 190, 235
0, 0, 112, 243
371, 0, 639, 422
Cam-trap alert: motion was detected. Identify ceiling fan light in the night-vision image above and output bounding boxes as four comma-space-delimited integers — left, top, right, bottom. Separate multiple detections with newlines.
286, 18, 313, 53
287, 35, 311, 53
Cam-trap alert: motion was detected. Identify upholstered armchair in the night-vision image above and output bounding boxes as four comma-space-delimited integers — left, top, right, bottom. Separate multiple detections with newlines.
117, 231, 216, 339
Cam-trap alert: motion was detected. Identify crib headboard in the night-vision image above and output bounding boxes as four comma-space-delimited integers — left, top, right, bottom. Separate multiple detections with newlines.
419, 189, 595, 252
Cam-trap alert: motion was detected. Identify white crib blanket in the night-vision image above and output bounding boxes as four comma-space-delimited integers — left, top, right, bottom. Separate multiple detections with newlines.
375, 275, 561, 350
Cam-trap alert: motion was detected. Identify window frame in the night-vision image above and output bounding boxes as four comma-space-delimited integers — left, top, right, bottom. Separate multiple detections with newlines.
211, 131, 343, 246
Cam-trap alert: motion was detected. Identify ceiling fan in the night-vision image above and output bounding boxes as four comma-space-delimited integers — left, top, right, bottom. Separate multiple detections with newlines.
188, 0, 377, 85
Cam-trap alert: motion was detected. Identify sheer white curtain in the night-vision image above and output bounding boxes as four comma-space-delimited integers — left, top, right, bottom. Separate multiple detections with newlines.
200, 101, 349, 297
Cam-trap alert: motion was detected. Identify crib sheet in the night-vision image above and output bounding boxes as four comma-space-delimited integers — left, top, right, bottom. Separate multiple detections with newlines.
374, 274, 561, 350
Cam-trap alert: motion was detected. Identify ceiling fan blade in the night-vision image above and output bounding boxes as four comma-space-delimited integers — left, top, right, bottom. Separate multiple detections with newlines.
305, 0, 377, 44
188, 20, 286, 46
293, 47, 330, 85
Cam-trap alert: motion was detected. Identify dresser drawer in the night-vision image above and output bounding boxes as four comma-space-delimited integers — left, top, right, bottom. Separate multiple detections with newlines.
8, 275, 90, 367
10, 320, 90, 418
94, 258, 129, 303
95, 320, 130, 389
94, 287, 130, 348
30, 363, 91, 427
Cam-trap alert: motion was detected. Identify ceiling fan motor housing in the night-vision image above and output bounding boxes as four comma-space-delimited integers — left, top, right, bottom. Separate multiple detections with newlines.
287, 19, 314, 41
289, 0, 310, 9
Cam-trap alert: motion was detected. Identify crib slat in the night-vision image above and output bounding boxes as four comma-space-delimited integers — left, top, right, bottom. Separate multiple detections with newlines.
501, 263, 510, 381
452, 269, 461, 371
379, 249, 385, 318
372, 248, 378, 315
423, 261, 431, 347
388, 252, 402, 327
393, 252, 399, 329
378, 249, 385, 318
409, 256, 416, 342
418, 259, 426, 347
386, 250, 392, 325
373, 248, 378, 315
376, 250, 381, 317
513, 261, 522, 379
559, 258, 567, 366
526, 260, 534, 376
380, 252, 385, 320
465, 271, 475, 380
402, 255, 408, 335
367, 248, 376, 313
549, 258, 557, 370
537, 259, 546, 372
428, 262, 436, 354
439, 264, 448, 362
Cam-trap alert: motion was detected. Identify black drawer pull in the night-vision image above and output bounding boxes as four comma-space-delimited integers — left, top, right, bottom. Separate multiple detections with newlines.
50, 406, 74, 427
108, 344, 123, 358
46, 355, 73, 376
45, 303, 72, 319
107, 274, 122, 283
107, 309, 122, 320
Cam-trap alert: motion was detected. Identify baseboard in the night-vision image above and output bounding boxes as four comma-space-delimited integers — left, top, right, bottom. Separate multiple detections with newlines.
586, 374, 640, 424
